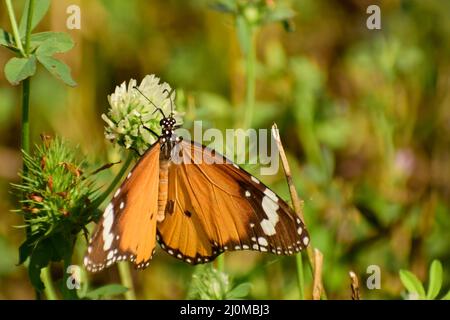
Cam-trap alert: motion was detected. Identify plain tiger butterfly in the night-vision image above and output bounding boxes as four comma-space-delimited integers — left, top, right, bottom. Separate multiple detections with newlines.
84, 89, 310, 272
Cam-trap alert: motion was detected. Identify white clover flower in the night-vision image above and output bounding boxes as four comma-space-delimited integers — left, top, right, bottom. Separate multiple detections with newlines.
102, 74, 183, 155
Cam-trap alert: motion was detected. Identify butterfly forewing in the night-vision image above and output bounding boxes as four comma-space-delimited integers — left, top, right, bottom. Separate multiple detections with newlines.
84, 142, 161, 272
156, 140, 309, 264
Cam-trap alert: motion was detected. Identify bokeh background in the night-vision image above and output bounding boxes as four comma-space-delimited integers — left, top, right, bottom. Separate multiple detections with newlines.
0, 0, 449, 299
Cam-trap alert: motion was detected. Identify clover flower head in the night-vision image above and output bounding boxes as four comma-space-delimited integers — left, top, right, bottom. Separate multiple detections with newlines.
102, 74, 183, 155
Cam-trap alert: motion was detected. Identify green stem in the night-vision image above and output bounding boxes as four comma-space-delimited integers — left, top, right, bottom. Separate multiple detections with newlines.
243, 23, 256, 129
25, 0, 35, 54
4, 0, 25, 56
41, 267, 58, 300
295, 254, 305, 300
118, 262, 136, 300
15, 0, 42, 298
94, 153, 134, 208
22, 79, 30, 173
216, 254, 225, 273
22, 0, 54, 299
74, 237, 89, 298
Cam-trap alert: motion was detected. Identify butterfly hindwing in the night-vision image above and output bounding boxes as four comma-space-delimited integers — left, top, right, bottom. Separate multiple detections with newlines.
84, 142, 161, 272
156, 140, 309, 264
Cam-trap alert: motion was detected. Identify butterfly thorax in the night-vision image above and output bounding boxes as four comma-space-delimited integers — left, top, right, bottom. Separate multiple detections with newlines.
157, 116, 179, 221
159, 116, 177, 160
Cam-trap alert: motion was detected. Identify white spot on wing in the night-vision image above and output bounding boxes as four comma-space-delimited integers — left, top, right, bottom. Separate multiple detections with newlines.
263, 188, 278, 202
262, 196, 279, 223
127, 172, 132, 179
251, 176, 260, 184
107, 251, 114, 260
260, 195, 280, 236
297, 226, 303, 235
303, 236, 309, 246
245, 190, 251, 197
114, 188, 121, 198
260, 219, 276, 236
102, 203, 114, 251
120, 202, 125, 210
257, 237, 268, 246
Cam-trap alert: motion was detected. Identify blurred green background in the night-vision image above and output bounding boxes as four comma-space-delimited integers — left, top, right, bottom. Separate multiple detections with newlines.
0, 0, 449, 299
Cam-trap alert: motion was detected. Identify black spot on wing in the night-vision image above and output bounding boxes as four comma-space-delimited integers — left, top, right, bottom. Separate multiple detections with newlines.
165, 200, 175, 215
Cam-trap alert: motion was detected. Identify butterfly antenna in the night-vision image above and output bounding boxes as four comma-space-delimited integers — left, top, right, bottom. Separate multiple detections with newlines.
133, 86, 166, 118
163, 88, 174, 116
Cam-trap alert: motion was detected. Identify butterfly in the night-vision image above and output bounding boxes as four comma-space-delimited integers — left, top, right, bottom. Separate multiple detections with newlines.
84, 89, 310, 272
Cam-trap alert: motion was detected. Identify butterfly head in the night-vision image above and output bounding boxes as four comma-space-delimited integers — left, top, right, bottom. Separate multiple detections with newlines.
159, 116, 177, 143
160, 116, 176, 129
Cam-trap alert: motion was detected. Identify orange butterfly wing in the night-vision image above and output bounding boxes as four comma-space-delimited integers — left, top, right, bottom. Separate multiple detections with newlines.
84, 142, 160, 272
156, 140, 309, 264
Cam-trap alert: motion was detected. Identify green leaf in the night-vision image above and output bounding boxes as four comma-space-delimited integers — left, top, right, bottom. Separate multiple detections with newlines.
28, 238, 54, 292
84, 284, 128, 300
36, 55, 77, 87
441, 290, 450, 300
4, 56, 37, 85
50, 233, 74, 262
18, 240, 33, 265
400, 269, 426, 299
33, 32, 74, 55
0, 28, 14, 46
427, 260, 443, 300
19, 0, 51, 37
226, 283, 251, 299
17, 232, 42, 265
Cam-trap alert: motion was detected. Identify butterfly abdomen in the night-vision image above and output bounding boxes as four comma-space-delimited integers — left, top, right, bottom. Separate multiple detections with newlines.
157, 159, 170, 222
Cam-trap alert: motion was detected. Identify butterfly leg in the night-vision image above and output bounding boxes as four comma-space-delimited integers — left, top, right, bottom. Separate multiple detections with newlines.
137, 116, 161, 139
141, 125, 160, 139
129, 146, 143, 156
